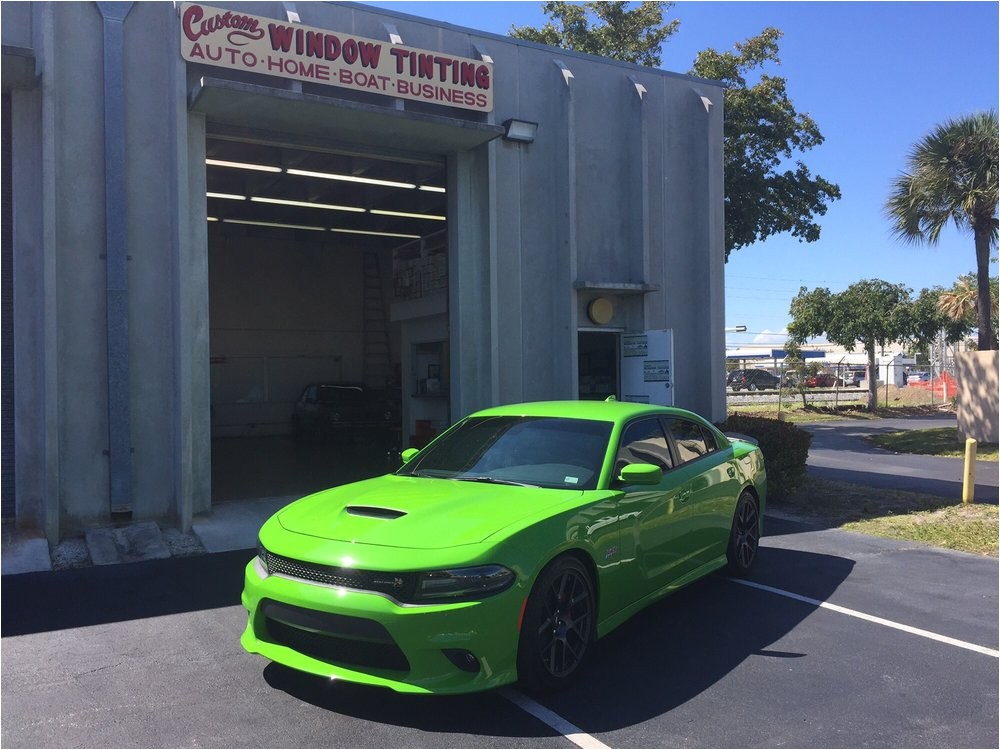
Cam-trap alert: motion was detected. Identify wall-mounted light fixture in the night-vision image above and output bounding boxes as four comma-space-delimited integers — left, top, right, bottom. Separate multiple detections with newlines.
587, 297, 615, 325
502, 119, 539, 144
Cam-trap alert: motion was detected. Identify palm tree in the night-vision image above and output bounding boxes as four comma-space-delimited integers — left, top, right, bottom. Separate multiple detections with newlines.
886, 111, 999, 350
938, 276, 977, 324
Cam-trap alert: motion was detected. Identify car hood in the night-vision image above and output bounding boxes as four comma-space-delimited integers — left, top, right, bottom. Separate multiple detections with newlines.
276, 475, 581, 549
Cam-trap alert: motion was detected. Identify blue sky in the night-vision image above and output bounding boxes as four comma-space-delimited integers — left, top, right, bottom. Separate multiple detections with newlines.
365, 1, 999, 349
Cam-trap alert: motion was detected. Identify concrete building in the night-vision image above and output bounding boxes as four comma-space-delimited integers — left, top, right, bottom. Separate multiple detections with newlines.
2, 2, 726, 543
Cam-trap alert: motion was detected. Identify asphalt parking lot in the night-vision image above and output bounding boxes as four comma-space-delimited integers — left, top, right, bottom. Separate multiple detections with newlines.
2, 514, 997, 748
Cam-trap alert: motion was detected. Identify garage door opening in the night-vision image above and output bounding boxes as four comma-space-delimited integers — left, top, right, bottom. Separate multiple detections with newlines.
205, 135, 448, 502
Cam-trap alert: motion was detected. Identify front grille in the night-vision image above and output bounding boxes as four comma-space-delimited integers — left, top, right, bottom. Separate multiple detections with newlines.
261, 550, 418, 600
260, 599, 410, 672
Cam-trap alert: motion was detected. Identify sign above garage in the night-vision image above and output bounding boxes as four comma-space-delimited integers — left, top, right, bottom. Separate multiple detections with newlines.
180, 3, 494, 113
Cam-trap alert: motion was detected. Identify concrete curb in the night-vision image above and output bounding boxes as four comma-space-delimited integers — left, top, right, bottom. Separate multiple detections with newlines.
1, 495, 297, 576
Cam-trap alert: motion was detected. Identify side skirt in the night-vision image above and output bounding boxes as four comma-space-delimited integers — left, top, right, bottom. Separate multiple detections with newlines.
595, 555, 728, 639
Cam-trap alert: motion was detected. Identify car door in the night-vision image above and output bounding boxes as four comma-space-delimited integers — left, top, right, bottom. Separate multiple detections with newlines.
612, 417, 702, 600
662, 417, 742, 568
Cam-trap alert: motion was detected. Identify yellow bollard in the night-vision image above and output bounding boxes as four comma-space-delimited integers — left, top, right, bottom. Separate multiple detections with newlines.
962, 438, 978, 504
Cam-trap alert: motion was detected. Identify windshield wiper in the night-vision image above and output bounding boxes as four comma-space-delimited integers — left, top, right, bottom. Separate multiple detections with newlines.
452, 475, 537, 488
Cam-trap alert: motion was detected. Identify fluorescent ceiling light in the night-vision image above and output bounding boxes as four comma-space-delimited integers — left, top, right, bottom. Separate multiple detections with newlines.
418, 185, 447, 193
223, 218, 326, 231
370, 209, 446, 221
206, 159, 282, 173
331, 228, 420, 239
251, 196, 366, 213
287, 168, 417, 190
207, 192, 247, 201
207, 217, 220, 222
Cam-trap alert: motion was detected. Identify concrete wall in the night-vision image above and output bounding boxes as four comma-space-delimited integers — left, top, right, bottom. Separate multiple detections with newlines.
4, 1, 725, 539
955, 351, 999, 443
6, 3, 200, 538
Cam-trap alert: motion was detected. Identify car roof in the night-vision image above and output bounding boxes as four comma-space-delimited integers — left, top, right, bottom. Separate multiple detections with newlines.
469, 399, 710, 425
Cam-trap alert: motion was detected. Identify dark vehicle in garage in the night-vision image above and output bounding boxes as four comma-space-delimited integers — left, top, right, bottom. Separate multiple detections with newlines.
292, 382, 393, 442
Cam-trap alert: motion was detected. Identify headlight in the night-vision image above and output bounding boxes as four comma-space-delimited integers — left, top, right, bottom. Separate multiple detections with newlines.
414, 565, 515, 602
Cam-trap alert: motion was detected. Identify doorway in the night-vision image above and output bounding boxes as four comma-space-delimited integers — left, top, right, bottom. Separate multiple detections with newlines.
578, 331, 619, 401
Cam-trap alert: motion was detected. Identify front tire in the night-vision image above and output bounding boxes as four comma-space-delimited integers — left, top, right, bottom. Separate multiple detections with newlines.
517, 555, 595, 692
726, 492, 760, 577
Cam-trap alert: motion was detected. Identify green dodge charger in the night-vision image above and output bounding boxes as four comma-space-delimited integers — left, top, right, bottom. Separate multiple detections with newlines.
241, 399, 766, 694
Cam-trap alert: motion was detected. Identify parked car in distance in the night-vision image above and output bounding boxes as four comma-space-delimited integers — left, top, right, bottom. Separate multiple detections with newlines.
907, 371, 931, 383
242, 399, 767, 695
728, 369, 781, 391
291, 382, 391, 442
844, 367, 866, 387
804, 373, 842, 388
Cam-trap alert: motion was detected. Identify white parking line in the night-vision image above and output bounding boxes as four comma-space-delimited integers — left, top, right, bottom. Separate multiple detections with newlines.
732, 578, 1000, 658
500, 688, 611, 750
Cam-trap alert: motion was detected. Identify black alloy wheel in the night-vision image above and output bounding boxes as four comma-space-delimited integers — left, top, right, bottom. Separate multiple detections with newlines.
726, 492, 760, 576
517, 555, 595, 691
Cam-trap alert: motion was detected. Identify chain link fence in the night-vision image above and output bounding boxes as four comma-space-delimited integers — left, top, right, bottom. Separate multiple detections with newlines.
728, 352, 959, 410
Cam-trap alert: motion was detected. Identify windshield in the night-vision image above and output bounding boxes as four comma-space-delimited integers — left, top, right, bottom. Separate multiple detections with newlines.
397, 416, 613, 490
316, 385, 366, 406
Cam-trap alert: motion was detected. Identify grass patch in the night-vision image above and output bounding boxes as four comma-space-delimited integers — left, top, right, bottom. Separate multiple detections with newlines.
774, 476, 998, 556
867, 426, 998, 461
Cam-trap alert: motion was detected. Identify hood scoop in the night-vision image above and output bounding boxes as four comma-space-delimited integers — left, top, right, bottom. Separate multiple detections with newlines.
345, 505, 407, 520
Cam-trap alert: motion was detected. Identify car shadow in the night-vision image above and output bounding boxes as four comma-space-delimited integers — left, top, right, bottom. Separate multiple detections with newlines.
0, 548, 253, 637
259, 544, 854, 736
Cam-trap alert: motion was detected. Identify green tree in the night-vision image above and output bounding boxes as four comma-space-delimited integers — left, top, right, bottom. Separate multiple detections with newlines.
509, 3, 840, 259
781, 339, 821, 409
788, 280, 912, 410
906, 286, 973, 356
690, 28, 841, 257
510, 1, 679, 66
885, 111, 999, 350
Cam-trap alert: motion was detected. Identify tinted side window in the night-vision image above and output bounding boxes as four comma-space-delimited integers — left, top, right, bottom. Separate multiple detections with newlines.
615, 418, 674, 476
665, 418, 712, 464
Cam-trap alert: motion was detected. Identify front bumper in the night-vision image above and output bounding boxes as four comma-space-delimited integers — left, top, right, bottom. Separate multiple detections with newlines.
240, 558, 525, 694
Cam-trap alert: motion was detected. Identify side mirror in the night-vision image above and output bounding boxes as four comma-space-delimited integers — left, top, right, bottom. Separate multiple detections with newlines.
619, 463, 662, 485
400, 448, 420, 464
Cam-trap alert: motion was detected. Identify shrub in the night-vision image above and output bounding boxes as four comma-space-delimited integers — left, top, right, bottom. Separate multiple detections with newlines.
716, 414, 812, 499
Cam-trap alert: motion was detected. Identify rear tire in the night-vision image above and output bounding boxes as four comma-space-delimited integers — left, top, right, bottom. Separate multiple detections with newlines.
726, 492, 760, 577
517, 556, 595, 692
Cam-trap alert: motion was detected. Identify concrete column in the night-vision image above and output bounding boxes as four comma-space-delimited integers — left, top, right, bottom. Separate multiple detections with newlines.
705, 90, 727, 423
175, 110, 213, 527
447, 145, 493, 419
96, 1, 135, 516
11, 80, 57, 543
559, 63, 578, 400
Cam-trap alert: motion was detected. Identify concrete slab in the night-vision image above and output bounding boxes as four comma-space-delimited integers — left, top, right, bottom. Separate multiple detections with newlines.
192, 496, 295, 553
0, 525, 52, 575
85, 522, 171, 565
